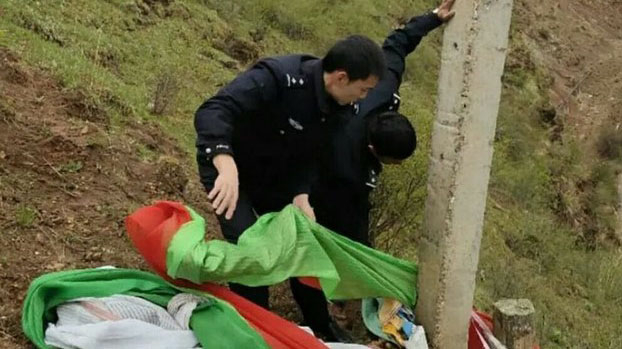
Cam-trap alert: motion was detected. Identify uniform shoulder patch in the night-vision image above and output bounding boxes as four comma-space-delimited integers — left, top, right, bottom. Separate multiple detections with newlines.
387, 92, 401, 111
353, 102, 360, 115
285, 73, 308, 89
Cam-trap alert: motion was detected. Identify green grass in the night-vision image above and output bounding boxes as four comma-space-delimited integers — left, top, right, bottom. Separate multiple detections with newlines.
15, 204, 37, 227
474, 37, 622, 348
60, 160, 83, 173
1, 0, 620, 347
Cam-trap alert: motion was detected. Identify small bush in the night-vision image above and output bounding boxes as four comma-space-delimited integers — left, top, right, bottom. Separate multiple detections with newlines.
87, 45, 123, 74
65, 90, 107, 122
16, 11, 66, 46
212, 32, 259, 63
261, 7, 313, 41
15, 205, 37, 227
61, 161, 83, 173
596, 126, 622, 161
151, 71, 179, 116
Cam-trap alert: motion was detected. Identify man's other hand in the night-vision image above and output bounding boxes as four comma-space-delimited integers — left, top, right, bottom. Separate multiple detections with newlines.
435, 0, 456, 22
209, 154, 239, 220
293, 194, 316, 221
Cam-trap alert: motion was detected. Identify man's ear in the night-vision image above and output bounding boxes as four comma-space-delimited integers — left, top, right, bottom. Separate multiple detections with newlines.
335, 70, 349, 84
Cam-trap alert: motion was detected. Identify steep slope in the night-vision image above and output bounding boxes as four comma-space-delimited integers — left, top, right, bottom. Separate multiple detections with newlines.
1, 0, 621, 348
0, 48, 219, 348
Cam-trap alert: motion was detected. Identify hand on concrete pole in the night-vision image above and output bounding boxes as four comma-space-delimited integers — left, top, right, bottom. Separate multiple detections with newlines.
435, 0, 456, 22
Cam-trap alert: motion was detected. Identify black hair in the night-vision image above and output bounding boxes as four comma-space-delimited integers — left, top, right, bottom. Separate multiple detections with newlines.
367, 111, 417, 160
322, 35, 386, 81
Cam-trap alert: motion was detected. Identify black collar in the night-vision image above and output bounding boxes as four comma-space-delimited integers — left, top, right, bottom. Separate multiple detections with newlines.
307, 59, 346, 115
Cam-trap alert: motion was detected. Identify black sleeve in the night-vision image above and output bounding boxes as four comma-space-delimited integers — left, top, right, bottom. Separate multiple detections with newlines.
194, 59, 282, 160
358, 12, 442, 116
383, 12, 443, 86
291, 154, 317, 196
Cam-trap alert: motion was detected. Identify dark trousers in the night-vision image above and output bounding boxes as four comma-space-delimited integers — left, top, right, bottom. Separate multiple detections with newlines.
215, 189, 332, 336
311, 190, 371, 247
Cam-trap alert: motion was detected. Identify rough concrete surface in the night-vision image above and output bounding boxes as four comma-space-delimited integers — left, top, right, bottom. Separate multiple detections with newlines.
415, 1, 514, 348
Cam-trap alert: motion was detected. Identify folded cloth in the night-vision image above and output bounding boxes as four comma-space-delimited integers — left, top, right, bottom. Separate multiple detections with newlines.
54, 295, 183, 329
45, 319, 199, 349
45, 293, 209, 349
168, 293, 209, 330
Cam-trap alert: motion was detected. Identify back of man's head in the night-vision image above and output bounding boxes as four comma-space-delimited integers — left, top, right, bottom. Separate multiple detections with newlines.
323, 35, 386, 81
367, 111, 417, 160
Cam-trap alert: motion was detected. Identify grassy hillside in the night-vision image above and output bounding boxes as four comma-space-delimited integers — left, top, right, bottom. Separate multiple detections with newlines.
1, 0, 620, 347
0, 0, 438, 149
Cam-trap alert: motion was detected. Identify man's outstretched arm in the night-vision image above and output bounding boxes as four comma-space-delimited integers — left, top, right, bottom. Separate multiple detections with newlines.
383, 0, 456, 89
357, 1, 455, 116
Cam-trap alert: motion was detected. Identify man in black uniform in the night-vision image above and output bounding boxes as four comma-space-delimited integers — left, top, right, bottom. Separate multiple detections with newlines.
302, 0, 457, 340
313, 0, 456, 246
194, 34, 385, 335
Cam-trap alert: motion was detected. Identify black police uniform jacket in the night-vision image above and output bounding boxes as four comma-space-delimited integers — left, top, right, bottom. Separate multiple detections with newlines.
310, 12, 443, 245
195, 54, 355, 204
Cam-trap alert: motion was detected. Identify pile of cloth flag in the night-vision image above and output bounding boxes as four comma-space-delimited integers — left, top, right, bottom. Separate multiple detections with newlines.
21, 201, 508, 348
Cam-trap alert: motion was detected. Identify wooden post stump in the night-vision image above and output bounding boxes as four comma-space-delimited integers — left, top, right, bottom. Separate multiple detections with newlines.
493, 299, 536, 349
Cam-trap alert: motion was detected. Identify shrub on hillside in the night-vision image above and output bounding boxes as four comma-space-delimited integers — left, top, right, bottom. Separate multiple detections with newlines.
151, 71, 179, 116
596, 126, 622, 161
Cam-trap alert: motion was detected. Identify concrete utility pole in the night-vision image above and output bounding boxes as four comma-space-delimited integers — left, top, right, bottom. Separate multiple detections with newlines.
415, 1, 514, 348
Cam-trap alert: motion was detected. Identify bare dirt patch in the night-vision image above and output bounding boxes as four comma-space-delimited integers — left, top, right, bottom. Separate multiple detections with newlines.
515, 0, 622, 145
0, 48, 220, 347
0, 47, 369, 349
